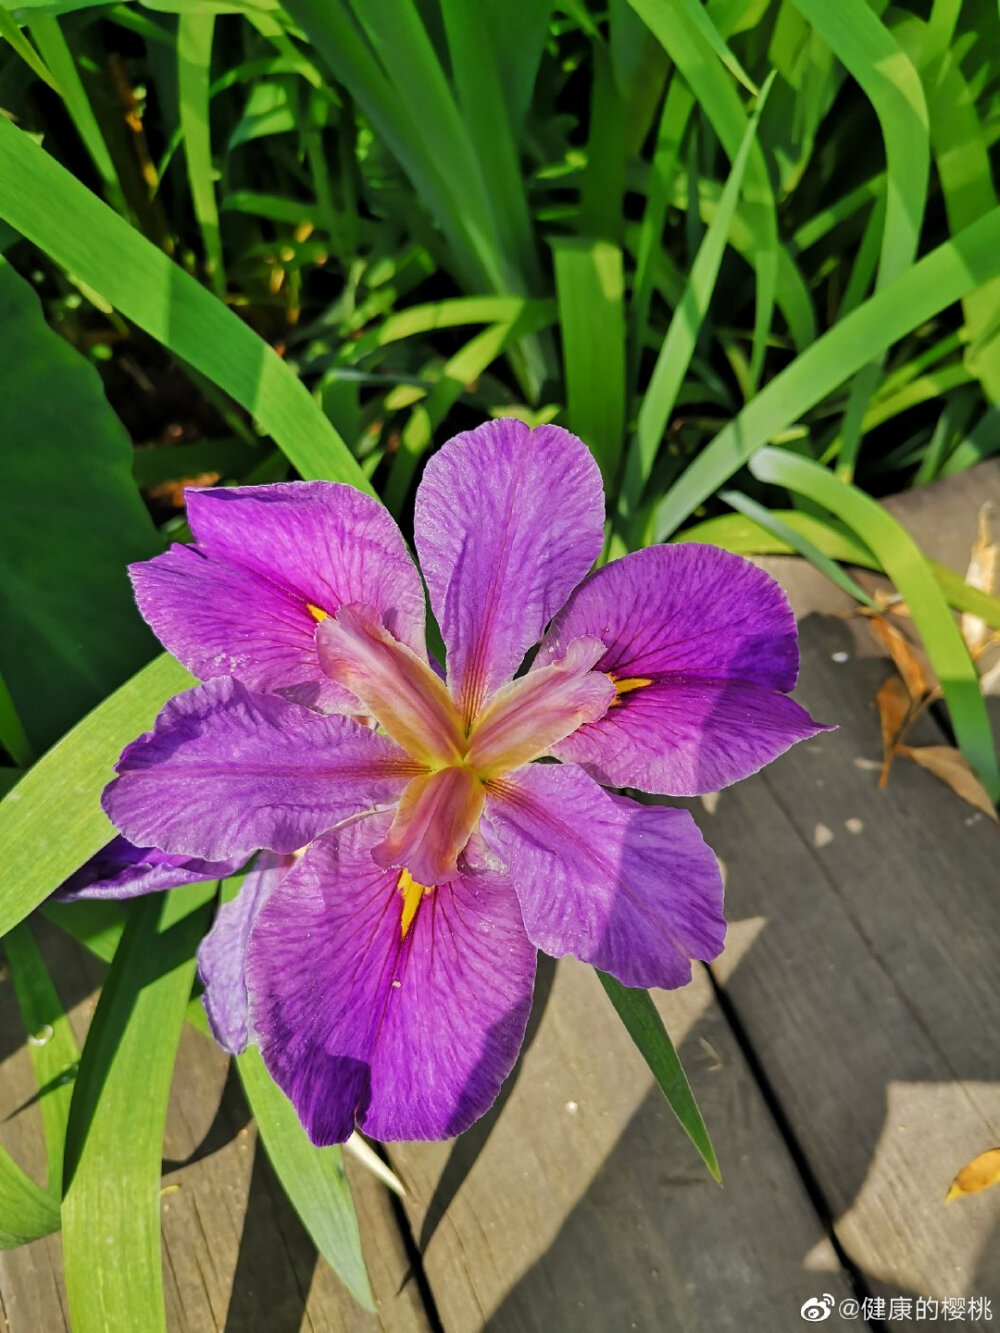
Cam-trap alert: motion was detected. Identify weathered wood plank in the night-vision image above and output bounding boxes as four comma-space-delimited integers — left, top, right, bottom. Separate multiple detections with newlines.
387, 953, 856, 1331
695, 464, 1000, 1327
160, 1025, 429, 1333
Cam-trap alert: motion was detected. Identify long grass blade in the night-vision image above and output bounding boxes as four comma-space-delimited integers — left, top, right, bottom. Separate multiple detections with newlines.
5, 922, 81, 1196
177, 10, 225, 295
750, 447, 999, 800
62, 882, 215, 1333
598, 971, 720, 1183
0, 0, 57, 90
650, 209, 1000, 540
790, 0, 929, 479
0, 655, 194, 940
553, 237, 626, 485
627, 0, 779, 390
619, 72, 774, 535
237, 1048, 375, 1309
0, 114, 369, 491
0, 1146, 60, 1249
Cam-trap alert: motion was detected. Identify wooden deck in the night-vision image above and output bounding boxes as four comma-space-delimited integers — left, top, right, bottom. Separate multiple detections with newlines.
2, 464, 999, 1332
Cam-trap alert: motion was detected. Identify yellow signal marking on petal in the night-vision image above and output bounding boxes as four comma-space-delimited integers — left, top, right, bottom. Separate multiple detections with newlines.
306, 602, 328, 622
608, 673, 652, 705
398, 868, 433, 939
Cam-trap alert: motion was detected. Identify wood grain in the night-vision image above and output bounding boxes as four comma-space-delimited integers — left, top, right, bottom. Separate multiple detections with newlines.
697, 464, 1000, 1327
387, 955, 855, 1331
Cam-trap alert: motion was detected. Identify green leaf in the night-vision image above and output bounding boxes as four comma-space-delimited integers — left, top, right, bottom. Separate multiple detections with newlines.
598, 971, 720, 1183
283, 0, 500, 294
650, 208, 1000, 541
627, 0, 780, 390
177, 10, 225, 294
718, 490, 879, 608
0, 671, 33, 770
552, 238, 626, 485
28, 15, 126, 212
237, 1048, 375, 1310
0, 654, 194, 941
0, 1145, 60, 1249
0, 260, 162, 753
790, 0, 929, 478
618, 71, 774, 535
749, 447, 999, 801
922, 38, 1000, 402
43, 899, 127, 965
62, 881, 215, 1333
0, 0, 58, 90
0, 115, 369, 492
5, 922, 81, 1196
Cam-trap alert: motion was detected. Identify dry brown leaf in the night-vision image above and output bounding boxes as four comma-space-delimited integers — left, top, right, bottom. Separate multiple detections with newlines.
945, 1147, 1000, 1202
875, 675, 912, 788
899, 744, 1000, 822
867, 614, 930, 701
961, 502, 998, 653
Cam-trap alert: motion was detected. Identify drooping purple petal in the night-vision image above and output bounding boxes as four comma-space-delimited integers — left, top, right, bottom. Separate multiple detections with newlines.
198, 851, 296, 1054
482, 763, 725, 990
55, 836, 243, 902
247, 814, 536, 1143
538, 543, 830, 795
102, 677, 420, 861
414, 420, 605, 724
130, 482, 426, 712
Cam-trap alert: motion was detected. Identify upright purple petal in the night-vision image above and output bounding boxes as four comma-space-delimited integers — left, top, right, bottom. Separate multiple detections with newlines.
55, 836, 243, 902
482, 763, 725, 990
102, 677, 420, 860
538, 543, 830, 795
198, 852, 296, 1054
247, 815, 536, 1143
131, 482, 425, 712
414, 420, 605, 724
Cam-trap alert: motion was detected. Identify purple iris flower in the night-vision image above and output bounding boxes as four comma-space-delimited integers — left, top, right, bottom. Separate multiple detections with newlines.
98, 419, 827, 1143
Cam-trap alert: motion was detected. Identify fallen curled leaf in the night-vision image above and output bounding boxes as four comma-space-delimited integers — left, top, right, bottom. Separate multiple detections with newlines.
945, 1147, 1000, 1202
875, 675, 912, 787
856, 589, 911, 619
961, 502, 998, 654
867, 614, 931, 702
899, 744, 1000, 822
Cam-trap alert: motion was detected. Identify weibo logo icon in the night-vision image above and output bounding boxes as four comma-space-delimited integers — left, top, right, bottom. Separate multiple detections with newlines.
800, 1294, 836, 1322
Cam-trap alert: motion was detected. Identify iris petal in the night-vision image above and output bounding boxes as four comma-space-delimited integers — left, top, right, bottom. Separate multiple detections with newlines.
130, 481, 426, 712
247, 816, 536, 1143
482, 762, 725, 989
372, 766, 486, 885
198, 851, 296, 1054
317, 604, 465, 766
538, 543, 830, 795
466, 636, 614, 777
102, 676, 420, 860
414, 419, 605, 724
55, 836, 243, 902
